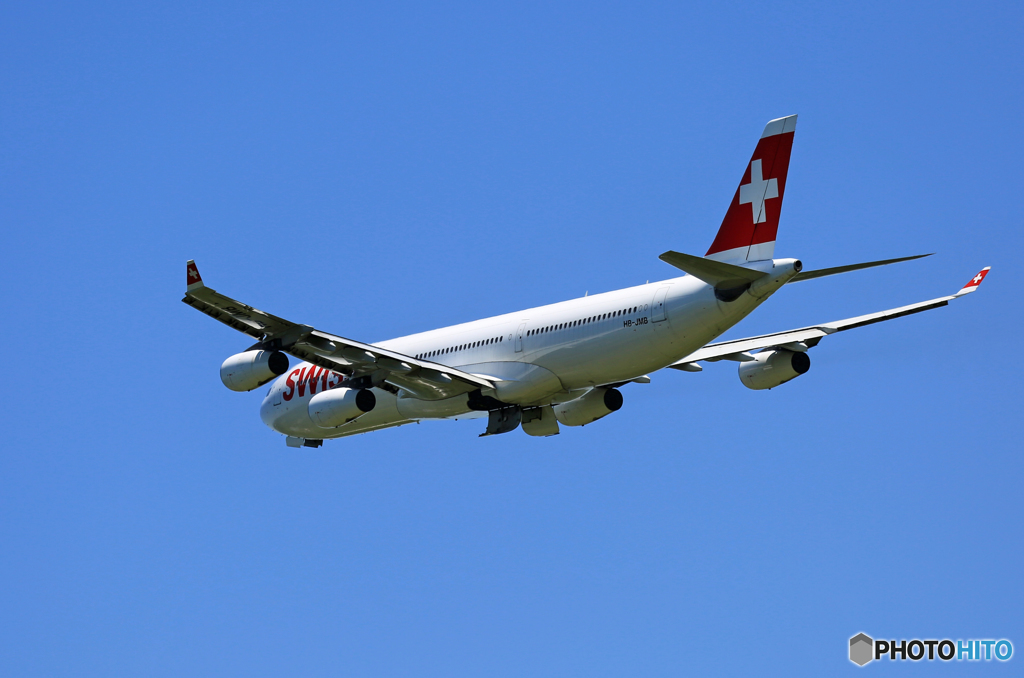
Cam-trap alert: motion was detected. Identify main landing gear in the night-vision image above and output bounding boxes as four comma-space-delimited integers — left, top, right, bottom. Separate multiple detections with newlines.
480, 407, 522, 437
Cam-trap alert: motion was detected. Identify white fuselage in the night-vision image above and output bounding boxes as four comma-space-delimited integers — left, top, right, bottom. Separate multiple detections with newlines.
260, 259, 800, 439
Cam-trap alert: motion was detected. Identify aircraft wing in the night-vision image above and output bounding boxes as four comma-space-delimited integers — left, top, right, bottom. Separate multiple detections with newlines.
670, 266, 990, 368
182, 261, 494, 400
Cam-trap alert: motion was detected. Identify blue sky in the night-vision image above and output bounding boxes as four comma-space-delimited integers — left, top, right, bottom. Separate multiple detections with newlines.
1, 1, 1021, 675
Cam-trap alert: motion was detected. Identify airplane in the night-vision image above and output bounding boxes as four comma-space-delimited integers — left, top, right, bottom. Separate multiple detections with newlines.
183, 114, 990, 446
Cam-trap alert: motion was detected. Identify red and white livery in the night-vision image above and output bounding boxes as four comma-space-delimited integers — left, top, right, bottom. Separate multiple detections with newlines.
182, 115, 990, 446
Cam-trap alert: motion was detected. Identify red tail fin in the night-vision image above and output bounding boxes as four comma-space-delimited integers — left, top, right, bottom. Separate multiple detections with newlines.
186, 259, 204, 291
706, 115, 797, 263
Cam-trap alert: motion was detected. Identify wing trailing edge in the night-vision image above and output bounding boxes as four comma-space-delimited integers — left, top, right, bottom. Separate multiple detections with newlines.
669, 266, 991, 369
181, 260, 495, 400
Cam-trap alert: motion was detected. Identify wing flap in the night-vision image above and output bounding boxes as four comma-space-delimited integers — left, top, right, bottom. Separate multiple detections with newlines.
670, 266, 990, 369
672, 328, 830, 366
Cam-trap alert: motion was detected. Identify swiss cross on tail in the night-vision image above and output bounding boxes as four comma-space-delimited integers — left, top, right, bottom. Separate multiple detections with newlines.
955, 266, 991, 296
706, 115, 797, 263
186, 260, 204, 291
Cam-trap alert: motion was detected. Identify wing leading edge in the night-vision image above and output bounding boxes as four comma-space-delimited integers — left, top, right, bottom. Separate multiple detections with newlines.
670, 266, 991, 368
181, 260, 494, 400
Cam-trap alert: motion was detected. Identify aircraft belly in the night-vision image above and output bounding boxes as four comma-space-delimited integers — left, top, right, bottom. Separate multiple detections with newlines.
537, 282, 774, 388
533, 325, 659, 389
458, 361, 565, 405
266, 386, 412, 439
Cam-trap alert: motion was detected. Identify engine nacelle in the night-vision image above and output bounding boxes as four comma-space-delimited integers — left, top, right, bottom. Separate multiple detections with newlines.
738, 349, 810, 390
308, 388, 376, 428
553, 387, 623, 427
220, 350, 289, 392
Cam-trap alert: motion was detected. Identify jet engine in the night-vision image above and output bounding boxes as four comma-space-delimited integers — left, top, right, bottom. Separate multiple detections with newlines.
553, 387, 623, 427
308, 388, 376, 428
738, 349, 810, 390
220, 350, 289, 392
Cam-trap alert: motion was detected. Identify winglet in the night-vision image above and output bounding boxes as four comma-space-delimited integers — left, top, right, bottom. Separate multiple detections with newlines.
955, 266, 991, 297
186, 260, 205, 292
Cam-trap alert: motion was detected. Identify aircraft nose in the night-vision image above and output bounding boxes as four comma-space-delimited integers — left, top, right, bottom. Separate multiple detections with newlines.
260, 388, 281, 430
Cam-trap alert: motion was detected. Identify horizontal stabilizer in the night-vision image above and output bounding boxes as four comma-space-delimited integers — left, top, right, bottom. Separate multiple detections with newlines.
659, 250, 767, 289
789, 253, 932, 283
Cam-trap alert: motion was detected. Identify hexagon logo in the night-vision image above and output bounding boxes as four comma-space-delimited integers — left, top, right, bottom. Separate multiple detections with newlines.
850, 633, 874, 666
